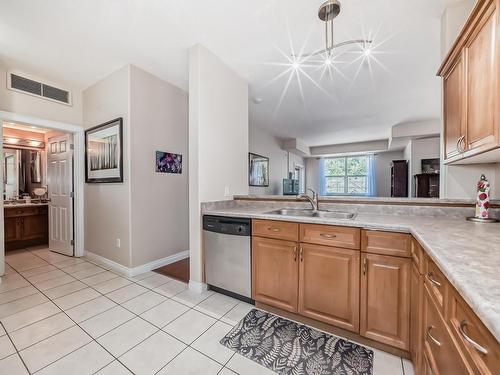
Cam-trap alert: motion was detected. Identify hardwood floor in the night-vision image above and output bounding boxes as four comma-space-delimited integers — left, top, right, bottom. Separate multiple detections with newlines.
153, 258, 190, 283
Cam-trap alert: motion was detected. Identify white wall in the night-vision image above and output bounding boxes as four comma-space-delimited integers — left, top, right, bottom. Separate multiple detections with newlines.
83, 65, 132, 267
189, 45, 249, 285
305, 158, 320, 193
0, 60, 83, 126
249, 125, 304, 195
409, 137, 440, 197
129, 66, 189, 267
440, 0, 500, 199
374, 151, 405, 197
441, 0, 476, 57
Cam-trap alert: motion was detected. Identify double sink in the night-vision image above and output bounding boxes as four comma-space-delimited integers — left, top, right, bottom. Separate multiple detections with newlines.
265, 208, 357, 220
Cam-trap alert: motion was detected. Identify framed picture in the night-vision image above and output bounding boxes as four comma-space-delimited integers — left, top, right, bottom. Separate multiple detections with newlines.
155, 151, 182, 174
249, 152, 269, 187
85, 118, 123, 183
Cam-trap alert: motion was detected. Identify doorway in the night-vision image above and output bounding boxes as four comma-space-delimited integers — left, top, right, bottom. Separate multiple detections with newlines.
0, 111, 85, 276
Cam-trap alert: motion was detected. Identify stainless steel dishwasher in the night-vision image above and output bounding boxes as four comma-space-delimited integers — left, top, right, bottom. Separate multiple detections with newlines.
203, 215, 252, 302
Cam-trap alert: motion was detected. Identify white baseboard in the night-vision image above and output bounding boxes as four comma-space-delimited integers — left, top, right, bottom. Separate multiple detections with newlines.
85, 250, 190, 278
189, 279, 208, 293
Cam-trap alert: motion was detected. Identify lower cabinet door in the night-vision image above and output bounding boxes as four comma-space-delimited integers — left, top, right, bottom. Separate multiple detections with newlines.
298, 244, 360, 332
410, 262, 424, 372
4, 217, 20, 242
252, 236, 299, 312
360, 253, 411, 349
22, 215, 48, 240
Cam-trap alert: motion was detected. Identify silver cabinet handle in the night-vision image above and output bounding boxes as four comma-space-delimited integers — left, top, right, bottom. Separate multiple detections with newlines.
293, 247, 297, 262
268, 227, 281, 232
299, 247, 303, 262
457, 135, 466, 153
427, 272, 442, 287
320, 233, 336, 239
459, 320, 488, 355
426, 326, 442, 347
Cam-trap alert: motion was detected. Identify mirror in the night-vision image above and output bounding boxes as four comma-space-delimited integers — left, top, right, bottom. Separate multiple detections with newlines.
3, 148, 43, 200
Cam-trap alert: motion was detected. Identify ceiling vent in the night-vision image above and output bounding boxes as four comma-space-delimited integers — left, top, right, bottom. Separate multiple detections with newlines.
7, 71, 72, 106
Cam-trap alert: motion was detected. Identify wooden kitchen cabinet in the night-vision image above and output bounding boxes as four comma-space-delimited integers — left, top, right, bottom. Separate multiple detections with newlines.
439, 0, 500, 163
422, 284, 472, 374
298, 243, 360, 332
252, 236, 298, 313
360, 253, 411, 350
443, 53, 465, 160
464, 1, 498, 152
410, 262, 424, 373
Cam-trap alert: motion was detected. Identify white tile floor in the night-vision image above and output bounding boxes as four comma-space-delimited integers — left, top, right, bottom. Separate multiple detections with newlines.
0, 247, 414, 375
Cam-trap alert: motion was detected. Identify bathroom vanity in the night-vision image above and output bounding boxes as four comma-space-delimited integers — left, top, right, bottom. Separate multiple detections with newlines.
4, 203, 48, 250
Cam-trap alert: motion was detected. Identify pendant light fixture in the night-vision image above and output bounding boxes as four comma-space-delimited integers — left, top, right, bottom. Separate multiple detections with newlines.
295, 0, 372, 58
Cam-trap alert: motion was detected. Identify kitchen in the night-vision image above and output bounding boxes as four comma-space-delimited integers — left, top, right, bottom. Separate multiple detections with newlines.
0, 0, 499, 374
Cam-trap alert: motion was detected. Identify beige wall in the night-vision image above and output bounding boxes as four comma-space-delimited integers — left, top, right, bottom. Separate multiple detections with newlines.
82, 65, 132, 267
129, 66, 189, 267
0, 60, 83, 125
189, 45, 249, 284
249, 125, 304, 195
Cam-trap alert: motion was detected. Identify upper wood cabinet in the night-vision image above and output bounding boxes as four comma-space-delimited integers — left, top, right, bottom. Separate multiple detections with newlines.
465, 2, 498, 152
443, 53, 465, 160
360, 253, 411, 350
439, 0, 499, 163
252, 236, 298, 313
298, 243, 360, 332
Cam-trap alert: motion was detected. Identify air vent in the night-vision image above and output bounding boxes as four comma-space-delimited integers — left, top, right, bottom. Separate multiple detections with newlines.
7, 71, 72, 106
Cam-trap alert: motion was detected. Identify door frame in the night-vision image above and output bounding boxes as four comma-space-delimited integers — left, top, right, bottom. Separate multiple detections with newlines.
0, 110, 85, 275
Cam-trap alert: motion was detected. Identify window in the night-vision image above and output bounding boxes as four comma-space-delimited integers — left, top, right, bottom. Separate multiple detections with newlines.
321, 155, 370, 195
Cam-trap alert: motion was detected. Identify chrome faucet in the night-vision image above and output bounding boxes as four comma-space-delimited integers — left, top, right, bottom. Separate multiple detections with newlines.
298, 189, 319, 212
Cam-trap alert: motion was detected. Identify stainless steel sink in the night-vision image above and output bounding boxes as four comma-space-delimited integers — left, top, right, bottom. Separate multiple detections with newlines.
265, 208, 356, 220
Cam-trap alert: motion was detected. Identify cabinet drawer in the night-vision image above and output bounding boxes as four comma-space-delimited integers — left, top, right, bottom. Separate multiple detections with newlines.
411, 237, 425, 275
361, 230, 411, 257
252, 219, 298, 242
425, 257, 448, 316
300, 224, 360, 249
4, 206, 47, 217
423, 284, 471, 375
448, 288, 500, 375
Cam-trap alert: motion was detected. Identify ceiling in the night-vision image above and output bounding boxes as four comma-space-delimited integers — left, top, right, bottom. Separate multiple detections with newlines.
0, 0, 456, 147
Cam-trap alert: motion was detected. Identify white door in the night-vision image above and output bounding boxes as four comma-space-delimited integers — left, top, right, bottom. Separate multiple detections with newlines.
47, 134, 74, 256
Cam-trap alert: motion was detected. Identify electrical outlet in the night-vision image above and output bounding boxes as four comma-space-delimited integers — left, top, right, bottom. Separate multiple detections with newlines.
224, 186, 230, 197
116, 238, 121, 248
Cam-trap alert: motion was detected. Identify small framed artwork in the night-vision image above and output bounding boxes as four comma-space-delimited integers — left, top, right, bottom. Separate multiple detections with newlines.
85, 118, 123, 183
155, 151, 182, 174
249, 152, 269, 187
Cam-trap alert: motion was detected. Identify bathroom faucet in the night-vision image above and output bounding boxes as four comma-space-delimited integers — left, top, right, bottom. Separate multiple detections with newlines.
298, 189, 319, 212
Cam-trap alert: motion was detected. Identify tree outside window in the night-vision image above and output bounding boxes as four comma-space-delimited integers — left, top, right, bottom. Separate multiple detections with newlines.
322, 156, 369, 195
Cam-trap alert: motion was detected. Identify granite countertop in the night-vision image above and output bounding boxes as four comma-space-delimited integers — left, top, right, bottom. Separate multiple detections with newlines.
202, 205, 500, 343
4, 202, 49, 208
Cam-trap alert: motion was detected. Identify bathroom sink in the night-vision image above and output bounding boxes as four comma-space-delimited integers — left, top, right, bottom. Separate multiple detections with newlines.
265, 208, 356, 220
